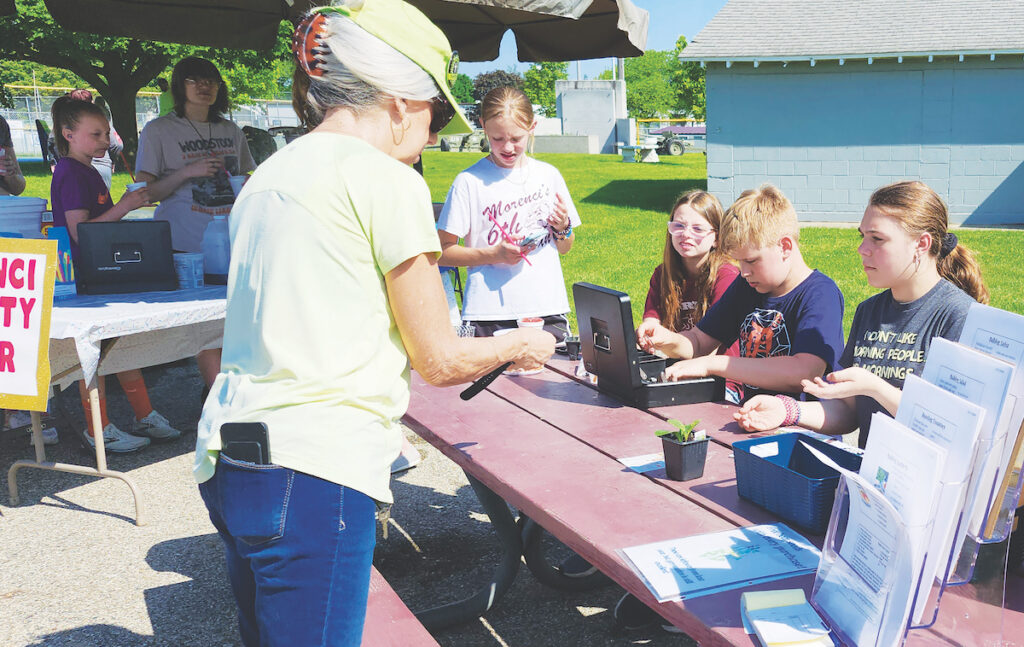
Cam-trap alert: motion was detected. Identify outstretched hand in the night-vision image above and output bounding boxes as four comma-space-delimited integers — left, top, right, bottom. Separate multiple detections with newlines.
801, 366, 880, 401
733, 394, 786, 431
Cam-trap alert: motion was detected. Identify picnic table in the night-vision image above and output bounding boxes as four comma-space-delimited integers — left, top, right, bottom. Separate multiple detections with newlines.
617, 141, 660, 163
403, 356, 1024, 645
7, 286, 227, 526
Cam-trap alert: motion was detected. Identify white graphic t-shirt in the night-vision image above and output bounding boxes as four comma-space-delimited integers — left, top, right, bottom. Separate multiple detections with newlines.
136, 113, 256, 252
438, 156, 581, 320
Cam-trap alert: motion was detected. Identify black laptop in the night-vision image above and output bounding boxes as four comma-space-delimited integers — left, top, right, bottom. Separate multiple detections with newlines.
572, 282, 724, 408
76, 221, 178, 295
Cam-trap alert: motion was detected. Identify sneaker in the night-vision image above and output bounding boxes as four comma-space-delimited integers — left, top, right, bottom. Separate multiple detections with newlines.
390, 438, 422, 474
557, 552, 599, 578
613, 592, 663, 631
27, 425, 59, 445
85, 423, 150, 453
133, 410, 182, 441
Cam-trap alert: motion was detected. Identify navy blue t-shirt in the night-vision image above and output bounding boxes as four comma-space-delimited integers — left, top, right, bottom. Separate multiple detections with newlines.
697, 269, 845, 399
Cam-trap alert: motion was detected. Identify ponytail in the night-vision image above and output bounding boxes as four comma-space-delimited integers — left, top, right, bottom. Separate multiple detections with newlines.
50, 95, 107, 158
939, 243, 989, 304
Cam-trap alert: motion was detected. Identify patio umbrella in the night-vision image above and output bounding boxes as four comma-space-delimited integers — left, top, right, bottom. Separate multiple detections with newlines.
26, 0, 647, 61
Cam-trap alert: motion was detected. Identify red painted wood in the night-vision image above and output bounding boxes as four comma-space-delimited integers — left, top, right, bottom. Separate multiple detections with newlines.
361, 567, 438, 647
405, 367, 1024, 646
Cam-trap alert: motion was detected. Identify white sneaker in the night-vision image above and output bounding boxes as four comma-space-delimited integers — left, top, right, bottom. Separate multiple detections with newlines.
27, 425, 59, 445
85, 423, 150, 453
133, 410, 182, 441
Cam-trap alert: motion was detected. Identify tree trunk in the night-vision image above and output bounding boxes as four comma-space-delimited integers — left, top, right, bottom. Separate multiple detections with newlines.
103, 87, 140, 172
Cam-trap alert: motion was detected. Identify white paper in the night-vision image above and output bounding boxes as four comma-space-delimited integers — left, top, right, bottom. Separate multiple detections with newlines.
741, 589, 832, 646
617, 452, 665, 474
895, 374, 985, 621
620, 523, 820, 602
920, 337, 1015, 538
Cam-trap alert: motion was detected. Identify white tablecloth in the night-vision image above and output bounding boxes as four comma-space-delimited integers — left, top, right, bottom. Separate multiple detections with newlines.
48, 286, 227, 388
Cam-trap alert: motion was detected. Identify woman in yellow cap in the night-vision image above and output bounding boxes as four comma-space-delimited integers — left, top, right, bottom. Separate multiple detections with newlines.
193, 1, 555, 644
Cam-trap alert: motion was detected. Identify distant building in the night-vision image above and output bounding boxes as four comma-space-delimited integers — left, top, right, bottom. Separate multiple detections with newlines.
681, 0, 1024, 225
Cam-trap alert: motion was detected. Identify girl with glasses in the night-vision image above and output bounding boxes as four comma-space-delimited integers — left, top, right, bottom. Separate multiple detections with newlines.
192, 3, 554, 645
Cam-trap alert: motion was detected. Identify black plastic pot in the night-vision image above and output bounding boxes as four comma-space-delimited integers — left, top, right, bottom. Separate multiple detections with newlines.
662, 436, 708, 481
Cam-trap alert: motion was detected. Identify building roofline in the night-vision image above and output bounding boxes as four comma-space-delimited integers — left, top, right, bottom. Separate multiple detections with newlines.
680, 49, 1024, 64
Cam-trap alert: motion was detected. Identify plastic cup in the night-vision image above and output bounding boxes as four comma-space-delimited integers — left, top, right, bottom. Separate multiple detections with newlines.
126, 181, 147, 192
228, 175, 246, 197
516, 317, 545, 329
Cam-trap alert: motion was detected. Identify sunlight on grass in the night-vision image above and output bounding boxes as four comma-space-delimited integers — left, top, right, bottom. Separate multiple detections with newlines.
15, 152, 1024, 337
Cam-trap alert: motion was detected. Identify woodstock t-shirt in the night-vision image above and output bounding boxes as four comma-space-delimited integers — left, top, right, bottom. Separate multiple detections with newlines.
840, 278, 974, 446
136, 113, 255, 252
438, 156, 581, 320
697, 270, 845, 399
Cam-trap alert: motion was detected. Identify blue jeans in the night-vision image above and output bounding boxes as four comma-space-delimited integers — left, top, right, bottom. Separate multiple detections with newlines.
199, 455, 377, 647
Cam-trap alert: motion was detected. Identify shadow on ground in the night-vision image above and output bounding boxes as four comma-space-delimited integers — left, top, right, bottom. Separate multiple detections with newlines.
581, 180, 706, 212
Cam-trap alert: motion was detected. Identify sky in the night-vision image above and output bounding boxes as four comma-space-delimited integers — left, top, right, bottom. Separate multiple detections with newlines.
459, 0, 729, 81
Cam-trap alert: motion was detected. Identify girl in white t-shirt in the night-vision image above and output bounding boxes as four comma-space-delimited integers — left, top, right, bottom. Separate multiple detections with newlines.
437, 86, 581, 342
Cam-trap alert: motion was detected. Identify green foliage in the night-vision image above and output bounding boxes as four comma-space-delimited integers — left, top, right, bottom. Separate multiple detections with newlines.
452, 73, 474, 104
523, 61, 568, 117
623, 50, 678, 118
672, 36, 706, 119
472, 70, 524, 102
0, 61, 86, 95
656, 419, 702, 443
596, 69, 614, 81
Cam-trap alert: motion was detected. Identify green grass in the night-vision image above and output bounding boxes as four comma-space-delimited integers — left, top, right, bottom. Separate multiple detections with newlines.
17, 153, 1024, 335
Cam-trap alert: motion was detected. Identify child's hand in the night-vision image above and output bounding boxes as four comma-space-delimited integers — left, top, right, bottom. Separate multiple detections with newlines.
637, 321, 675, 352
636, 319, 660, 347
546, 194, 571, 233
493, 240, 525, 265
118, 187, 150, 211
801, 366, 877, 401
183, 157, 222, 179
733, 395, 787, 431
663, 356, 712, 381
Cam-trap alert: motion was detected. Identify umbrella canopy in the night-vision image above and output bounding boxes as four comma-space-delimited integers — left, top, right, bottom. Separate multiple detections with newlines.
28, 0, 647, 61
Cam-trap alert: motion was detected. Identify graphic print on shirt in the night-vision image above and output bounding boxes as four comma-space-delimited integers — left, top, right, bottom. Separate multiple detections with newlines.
848, 329, 925, 381
739, 308, 791, 359
678, 300, 698, 330
481, 183, 553, 251
179, 135, 240, 213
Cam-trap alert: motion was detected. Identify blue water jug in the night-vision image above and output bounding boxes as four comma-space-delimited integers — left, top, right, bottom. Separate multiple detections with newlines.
200, 215, 230, 285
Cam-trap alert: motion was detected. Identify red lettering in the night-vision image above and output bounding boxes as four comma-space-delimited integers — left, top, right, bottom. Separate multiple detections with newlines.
27, 258, 35, 290
0, 296, 15, 327
0, 257, 7, 289
9, 258, 24, 289
19, 298, 34, 329
0, 341, 14, 372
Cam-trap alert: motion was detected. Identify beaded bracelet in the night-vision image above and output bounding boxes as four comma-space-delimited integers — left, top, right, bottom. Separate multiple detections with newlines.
774, 394, 801, 426
553, 224, 572, 240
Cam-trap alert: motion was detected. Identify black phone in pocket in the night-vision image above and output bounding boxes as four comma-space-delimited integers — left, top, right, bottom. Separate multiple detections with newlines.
220, 422, 271, 465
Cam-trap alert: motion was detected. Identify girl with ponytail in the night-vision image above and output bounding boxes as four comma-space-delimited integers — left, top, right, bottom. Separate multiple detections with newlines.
734, 180, 988, 447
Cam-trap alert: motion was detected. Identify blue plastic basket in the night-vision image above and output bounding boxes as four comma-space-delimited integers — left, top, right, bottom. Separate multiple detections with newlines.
733, 432, 863, 534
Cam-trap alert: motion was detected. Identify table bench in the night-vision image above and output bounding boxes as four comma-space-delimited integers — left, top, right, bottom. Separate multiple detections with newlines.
403, 361, 1023, 646
363, 567, 439, 646
617, 142, 660, 163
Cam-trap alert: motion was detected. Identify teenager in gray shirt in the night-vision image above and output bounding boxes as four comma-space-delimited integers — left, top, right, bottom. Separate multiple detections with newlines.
734, 180, 988, 447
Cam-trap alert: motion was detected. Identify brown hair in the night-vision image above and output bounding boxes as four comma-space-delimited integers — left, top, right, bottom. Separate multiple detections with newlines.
170, 57, 229, 122
659, 190, 734, 330
718, 184, 799, 253
480, 86, 534, 149
869, 180, 989, 303
50, 96, 107, 157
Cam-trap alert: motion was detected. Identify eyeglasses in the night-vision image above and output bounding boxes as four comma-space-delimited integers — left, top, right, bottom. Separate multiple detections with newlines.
429, 95, 456, 134
667, 222, 712, 237
184, 77, 222, 88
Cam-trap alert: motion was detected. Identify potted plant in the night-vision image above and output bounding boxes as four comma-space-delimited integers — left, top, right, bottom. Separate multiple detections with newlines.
656, 419, 708, 481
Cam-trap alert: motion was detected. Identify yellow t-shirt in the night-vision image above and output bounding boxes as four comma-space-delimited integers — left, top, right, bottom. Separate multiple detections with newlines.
193, 133, 441, 504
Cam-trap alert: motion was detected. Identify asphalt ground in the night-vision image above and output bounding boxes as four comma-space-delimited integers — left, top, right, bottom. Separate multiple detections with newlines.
0, 359, 697, 647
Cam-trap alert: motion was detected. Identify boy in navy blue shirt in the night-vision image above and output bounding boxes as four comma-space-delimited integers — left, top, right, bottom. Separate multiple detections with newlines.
639, 184, 844, 400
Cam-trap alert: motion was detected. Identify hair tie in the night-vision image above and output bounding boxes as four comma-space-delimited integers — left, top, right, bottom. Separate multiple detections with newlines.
292, 13, 329, 77
940, 232, 958, 258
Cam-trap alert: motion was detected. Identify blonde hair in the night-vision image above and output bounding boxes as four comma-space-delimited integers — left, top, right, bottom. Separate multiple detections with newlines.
659, 190, 733, 330
480, 86, 535, 151
718, 184, 799, 253
869, 181, 989, 304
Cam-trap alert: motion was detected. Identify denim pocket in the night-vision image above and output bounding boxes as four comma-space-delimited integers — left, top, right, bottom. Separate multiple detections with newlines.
217, 455, 293, 546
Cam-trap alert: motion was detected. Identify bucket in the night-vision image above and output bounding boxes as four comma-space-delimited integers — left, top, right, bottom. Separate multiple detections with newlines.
173, 253, 205, 289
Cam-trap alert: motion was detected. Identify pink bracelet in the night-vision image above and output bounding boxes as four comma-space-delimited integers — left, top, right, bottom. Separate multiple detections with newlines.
774, 394, 801, 426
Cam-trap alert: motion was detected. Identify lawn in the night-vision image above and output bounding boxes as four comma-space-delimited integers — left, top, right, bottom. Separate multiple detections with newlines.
15, 153, 1024, 336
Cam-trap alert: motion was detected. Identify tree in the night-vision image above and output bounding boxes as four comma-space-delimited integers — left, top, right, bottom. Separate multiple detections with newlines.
673, 36, 706, 120
472, 70, 524, 102
622, 50, 677, 119
451, 73, 474, 104
523, 61, 567, 117
596, 68, 614, 81
0, 1, 289, 162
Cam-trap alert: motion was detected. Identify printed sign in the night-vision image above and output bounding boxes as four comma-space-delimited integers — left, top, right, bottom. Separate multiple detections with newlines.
0, 238, 57, 411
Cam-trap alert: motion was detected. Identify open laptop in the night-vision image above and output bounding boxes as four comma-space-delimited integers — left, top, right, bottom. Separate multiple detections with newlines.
76, 221, 178, 295
572, 282, 724, 408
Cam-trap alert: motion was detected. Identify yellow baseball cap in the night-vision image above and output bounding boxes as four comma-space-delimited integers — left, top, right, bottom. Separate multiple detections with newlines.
311, 0, 472, 136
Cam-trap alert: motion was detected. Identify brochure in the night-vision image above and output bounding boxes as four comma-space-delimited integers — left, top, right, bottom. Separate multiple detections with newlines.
619, 523, 820, 602
895, 374, 985, 621
740, 589, 833, 646
920, 337, 1015, 540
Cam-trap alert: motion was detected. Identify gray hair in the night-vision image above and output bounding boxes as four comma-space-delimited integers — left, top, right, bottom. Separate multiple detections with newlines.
302, 2, 438, 124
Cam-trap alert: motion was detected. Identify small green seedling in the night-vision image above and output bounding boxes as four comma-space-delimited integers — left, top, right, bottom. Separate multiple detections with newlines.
655, 418, 705, 443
